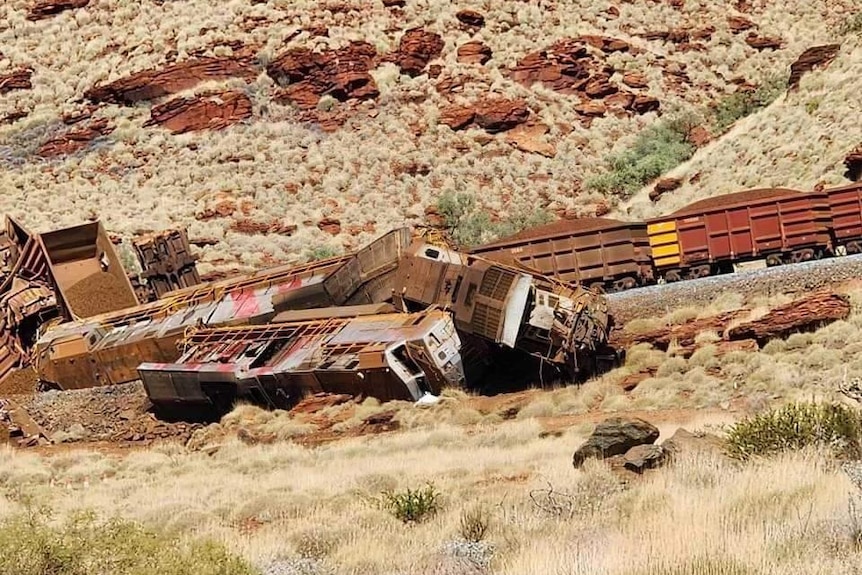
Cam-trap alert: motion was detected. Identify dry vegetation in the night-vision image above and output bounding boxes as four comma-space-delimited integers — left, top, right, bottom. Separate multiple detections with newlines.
3, 288, 862, 573
0, 1, 859, 274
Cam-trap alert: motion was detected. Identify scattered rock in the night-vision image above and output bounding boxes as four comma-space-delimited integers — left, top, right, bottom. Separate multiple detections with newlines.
0, 68, 33, 94
504, 123, 556, 157
290, 393, 353, 413
623, 444, 666, 473
642, 29, 690, 44
661, 428, 726, 460
1, 110, 29, 124
144, 90, 252, 134
788, 44, 841, 90
457, 41, 492, 65
268, 41, 379, 109
474, 98, 530, 133
745, 33, 782, 50
573, 100, 607, 117
439, 104, 475, 130
37, 118, 114, 158
622, 71, 649, 89
649, 177, 682, 201
631, 95, 660, 114
572, 417, 660, 467
393, 28, 444, 77
687, 125, 712, 147
85, 57, 258, 105
317, 217, 342, 235
455, 9, 485, 27
727, 15, 755, 33
26, 0, 88, 20
577, 35, 631, 53
382, 0, 405, 6
845, 145, 862, 181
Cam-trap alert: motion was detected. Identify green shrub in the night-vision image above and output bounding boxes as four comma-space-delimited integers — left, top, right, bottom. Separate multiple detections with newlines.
0, 506, 256, 575
436, 191, 552, 248
725, 402, 862, 460
712, 76, 786, 134
306, 245, 340, 261
585, 117, 696, 197
459, 506, 490, 542
381, 483, 441, 523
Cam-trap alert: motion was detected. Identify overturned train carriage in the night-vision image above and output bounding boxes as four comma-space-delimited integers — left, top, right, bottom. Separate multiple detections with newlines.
393, 242, 616, 378
138, 308, 464, 416
33, 228, 414, 391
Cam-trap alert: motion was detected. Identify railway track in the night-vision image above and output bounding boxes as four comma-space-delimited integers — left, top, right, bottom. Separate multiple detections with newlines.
607, 252, 862, 324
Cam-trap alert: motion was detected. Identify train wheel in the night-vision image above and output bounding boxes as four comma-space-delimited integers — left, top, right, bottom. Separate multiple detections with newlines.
686, 265, 711, 280
837, 245, 848, 257
665, 270, 682, 283
589, 282, 606, 294
613, 276, 637, 292
790, 248, 815, 263
848, 241, 862, 255
766, 254, 783, 267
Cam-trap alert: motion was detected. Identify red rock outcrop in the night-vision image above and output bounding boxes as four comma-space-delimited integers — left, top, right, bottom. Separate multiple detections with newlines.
504, 123, 556, 157
745, 33, 782, 50
845, 145, 862, 182
510, 38, 659, 117
456, 9, 485, 27
439, 98, 529, 133
393, 28, 444, 76
267, 41, 379, 109
439, 104, 475, 130
788, 44, 841, 90
85, 57, 258, 105
0, 69, 33, 94
144, 90, 252, 134
442, 98, 530, 133
622, 72, 648, 89
727, 15, 755, 33
613, 290, 850, 352
27, 0, 89, 20
457, 41, 492, 65
577, 35, 631, 53
726, 291, 850, 341
37, 118, 114, 158
230, 219, 297, 235
649, 177, 682, 201
317, 217, 342, 235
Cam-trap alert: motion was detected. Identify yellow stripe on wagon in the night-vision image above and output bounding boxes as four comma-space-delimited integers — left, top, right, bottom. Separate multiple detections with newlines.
647, 221, 681, 267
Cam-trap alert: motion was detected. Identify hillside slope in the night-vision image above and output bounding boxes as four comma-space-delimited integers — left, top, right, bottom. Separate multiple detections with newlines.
622, 34, 862, 220
0, 0, 858, 274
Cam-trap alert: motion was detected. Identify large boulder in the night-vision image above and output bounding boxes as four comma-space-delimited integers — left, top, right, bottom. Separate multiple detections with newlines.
623, 444, 666, 473
660, 427, 726, 460
572, 417, 660, 467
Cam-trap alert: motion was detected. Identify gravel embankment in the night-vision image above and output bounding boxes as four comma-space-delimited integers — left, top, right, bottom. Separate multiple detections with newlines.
608, 254, 862, 323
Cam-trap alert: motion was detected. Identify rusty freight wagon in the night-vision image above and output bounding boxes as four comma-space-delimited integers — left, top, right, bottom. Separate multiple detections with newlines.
469, 218, 653, 292
646, 188, 834, 282
823, 182, 862, 255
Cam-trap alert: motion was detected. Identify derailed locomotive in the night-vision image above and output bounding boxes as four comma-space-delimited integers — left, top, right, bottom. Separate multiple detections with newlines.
470, 183, 862, 291
27, 228, 614, 416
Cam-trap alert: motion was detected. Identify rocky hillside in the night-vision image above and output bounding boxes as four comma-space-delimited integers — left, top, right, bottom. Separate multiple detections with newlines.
0, 0, 859, 275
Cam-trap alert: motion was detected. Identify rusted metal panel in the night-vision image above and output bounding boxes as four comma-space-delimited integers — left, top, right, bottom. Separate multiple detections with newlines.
824, 182, 862, 246
138, 309, 465, 413
469, 218, 652, 287
649, 188, 833, 268
38, 221, 139, 320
